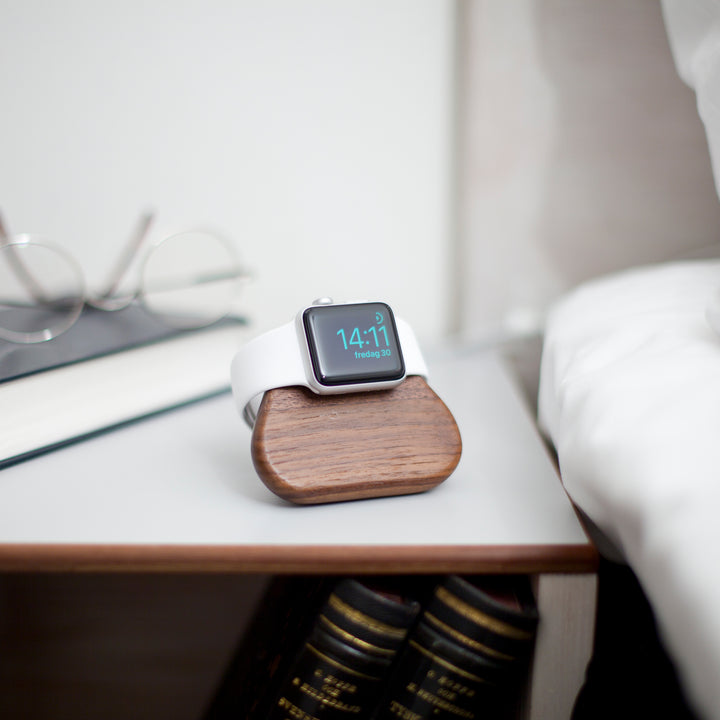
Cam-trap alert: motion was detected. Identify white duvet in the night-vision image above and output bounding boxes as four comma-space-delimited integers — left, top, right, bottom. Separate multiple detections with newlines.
538, 2, 720, 715
539, 260, 720, 720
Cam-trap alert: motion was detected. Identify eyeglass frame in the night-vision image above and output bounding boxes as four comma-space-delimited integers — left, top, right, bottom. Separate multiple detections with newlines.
0, 210, 249, 344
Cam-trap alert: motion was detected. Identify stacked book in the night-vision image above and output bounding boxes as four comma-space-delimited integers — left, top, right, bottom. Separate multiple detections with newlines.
0, 305, 247, 468
204, 575, 539, 720
375, 575, 539, 719
268, 578, 421, 719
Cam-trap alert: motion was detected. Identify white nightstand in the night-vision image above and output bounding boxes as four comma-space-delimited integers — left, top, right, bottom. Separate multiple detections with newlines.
0, 347, 597, 719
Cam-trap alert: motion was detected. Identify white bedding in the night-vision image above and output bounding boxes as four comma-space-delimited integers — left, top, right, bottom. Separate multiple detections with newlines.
538, 260, 720, 720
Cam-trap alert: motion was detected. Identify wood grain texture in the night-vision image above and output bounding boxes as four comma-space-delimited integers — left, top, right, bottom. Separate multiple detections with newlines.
251, 376, 462, 504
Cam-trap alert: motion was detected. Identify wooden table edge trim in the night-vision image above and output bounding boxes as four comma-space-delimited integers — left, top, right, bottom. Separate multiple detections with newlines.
0, 543, 598, 574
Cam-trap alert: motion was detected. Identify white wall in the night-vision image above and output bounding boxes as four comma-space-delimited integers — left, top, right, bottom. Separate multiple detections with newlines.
0, 1, 455, 342
456, 0, 720, 344
5, 1, 719, 356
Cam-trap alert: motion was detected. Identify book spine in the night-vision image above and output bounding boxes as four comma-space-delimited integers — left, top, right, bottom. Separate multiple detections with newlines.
372, 622, 508, 720
266, 579, 421, 720
372, 575, 539, 720
269, 625, 393, 720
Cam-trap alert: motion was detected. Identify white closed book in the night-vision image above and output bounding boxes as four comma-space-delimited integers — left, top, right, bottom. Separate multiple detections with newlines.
0, 305, 247, 468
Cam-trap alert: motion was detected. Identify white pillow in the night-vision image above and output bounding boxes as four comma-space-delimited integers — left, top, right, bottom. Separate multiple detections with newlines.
539, 260, 720, 720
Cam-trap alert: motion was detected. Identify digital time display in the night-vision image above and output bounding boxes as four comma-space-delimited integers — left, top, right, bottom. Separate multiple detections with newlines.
303, 302, 405, 386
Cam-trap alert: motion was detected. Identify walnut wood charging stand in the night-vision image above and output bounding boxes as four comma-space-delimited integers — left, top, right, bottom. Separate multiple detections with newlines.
251, 376, 462, 504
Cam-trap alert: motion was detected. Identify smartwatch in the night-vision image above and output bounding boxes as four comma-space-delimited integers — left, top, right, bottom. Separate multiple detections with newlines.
231, 299, 428, 426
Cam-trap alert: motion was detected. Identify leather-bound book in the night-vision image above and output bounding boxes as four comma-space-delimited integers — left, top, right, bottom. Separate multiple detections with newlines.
266, 578, 421, 720
373, 575, 539, 720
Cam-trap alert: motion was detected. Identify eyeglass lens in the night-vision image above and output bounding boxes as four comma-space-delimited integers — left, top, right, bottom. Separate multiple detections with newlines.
0, 239, 85, 343
140, 230, 243, 329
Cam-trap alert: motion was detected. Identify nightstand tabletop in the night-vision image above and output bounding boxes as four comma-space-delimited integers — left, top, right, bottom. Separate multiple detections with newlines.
0, 346, 595, 573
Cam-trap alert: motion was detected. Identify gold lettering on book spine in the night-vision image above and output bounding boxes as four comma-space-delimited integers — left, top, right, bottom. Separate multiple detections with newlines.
388, 700, 423, 719
435, 587, 532, 640
313, 669, 358, 694
411, 686, 475, 720
297, 681, 362, 713
276, 696, 322, 720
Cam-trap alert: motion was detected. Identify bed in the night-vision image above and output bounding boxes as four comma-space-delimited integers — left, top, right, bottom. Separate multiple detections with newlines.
539, 259, 720, 718
536, 4, 720, 717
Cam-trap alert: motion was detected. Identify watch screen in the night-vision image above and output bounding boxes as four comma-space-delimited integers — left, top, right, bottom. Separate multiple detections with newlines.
303, 302, 405, 386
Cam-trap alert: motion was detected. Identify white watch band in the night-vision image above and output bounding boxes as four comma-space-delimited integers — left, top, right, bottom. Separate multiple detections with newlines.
231, 313, 427, 427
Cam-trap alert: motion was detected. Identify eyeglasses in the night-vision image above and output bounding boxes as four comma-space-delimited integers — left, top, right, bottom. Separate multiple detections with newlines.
0, 211, 249, 344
